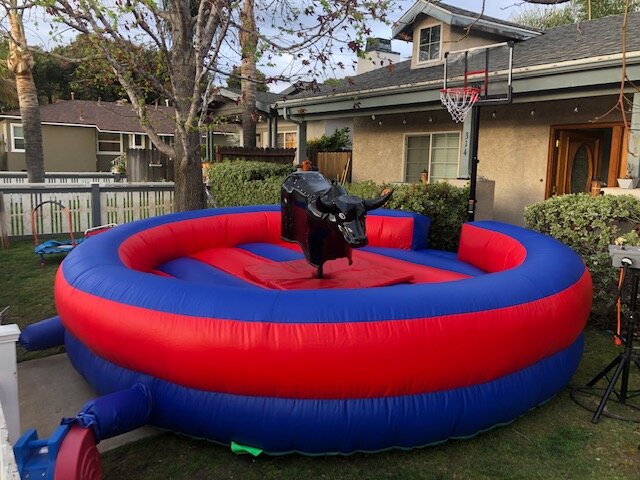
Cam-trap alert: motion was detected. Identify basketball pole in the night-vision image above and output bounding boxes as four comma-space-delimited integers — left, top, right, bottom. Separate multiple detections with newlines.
468, 104, 480, 222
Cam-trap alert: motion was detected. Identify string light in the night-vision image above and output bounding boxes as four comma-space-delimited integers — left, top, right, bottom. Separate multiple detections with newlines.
428, 116, 433, 123
574, 105, 580, 113
402, 118, 407, 125
530, 108, 535, 117
491, 110, 496, 118
378, 121, 383, 126
371, 114, 376, 120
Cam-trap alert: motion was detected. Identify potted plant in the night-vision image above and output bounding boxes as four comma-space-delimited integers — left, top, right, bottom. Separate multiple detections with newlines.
617, 164, 639, 189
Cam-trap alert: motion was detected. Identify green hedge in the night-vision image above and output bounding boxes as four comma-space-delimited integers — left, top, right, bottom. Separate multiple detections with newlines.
347, 181, 468, 252
524, 193, 640, 325
206, 160, 291, 206
205, 161, 468, 252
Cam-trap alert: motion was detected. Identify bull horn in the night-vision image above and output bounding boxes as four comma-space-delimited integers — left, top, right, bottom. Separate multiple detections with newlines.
364, 189, 393, 211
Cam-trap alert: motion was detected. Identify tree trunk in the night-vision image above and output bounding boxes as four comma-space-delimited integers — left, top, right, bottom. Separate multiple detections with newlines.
169, 2, 205, 211
173, 129, 205, 211
241, 0, 258, 148
7, 4, 44, 183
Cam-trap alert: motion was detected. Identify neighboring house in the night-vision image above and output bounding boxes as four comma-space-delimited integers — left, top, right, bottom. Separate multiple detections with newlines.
210, 87, 352, 160
0, 99, 178, 172
277, 0, 640, 225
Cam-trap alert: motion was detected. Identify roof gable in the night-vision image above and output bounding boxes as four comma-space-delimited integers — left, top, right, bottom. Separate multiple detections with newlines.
392, 0, 540, 41
215, 88, 284, 113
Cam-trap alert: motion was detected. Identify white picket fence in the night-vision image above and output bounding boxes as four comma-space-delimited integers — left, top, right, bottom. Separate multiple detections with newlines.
0, 183, 174, 239
0, 172, 124, 184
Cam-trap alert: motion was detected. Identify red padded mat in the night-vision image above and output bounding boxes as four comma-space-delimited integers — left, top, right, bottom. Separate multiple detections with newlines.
244, 256, 414, 290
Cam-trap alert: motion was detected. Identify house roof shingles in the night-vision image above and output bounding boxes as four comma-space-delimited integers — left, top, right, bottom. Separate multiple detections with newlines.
2, 100, 176, 135
285, 12, 640, 101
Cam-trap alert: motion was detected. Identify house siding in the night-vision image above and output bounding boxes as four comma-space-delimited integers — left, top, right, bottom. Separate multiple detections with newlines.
352, 94, 620, 225
3, 122, 97, 172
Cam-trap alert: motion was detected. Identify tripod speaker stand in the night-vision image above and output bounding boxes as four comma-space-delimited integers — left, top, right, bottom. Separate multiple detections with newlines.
574, 259, 640, 423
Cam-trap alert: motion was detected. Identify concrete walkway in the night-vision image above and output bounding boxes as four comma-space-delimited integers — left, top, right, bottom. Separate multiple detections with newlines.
18, 354, 157, 452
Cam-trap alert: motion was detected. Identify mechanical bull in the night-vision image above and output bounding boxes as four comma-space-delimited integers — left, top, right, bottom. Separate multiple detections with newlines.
281, 171, 392, 278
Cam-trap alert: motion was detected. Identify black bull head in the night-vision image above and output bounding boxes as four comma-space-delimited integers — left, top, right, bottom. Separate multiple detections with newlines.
281, 171, 392, 278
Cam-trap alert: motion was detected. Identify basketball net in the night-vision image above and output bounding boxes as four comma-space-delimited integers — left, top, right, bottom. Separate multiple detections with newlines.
440, 87, 480, 123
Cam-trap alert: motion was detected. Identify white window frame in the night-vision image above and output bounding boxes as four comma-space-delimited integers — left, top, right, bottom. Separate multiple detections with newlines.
10, 124, 24, 153
97, 132, 123, 155
417, 24, 442, 64
129, 133, 145, 149
158, 135, 174, 147
277, 131, 297, 149
402, 131, 461, 183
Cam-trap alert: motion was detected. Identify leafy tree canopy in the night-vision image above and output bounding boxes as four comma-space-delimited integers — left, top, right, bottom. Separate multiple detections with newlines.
512, 0, 640, 29
307, 127, 351, 151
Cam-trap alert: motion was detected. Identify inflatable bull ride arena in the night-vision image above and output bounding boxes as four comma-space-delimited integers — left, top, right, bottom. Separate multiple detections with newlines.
15, 171, 592, 478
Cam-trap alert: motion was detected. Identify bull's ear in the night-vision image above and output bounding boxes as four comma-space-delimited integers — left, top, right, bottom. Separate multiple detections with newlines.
364, 189, 393, 211
316, 194, 338, 214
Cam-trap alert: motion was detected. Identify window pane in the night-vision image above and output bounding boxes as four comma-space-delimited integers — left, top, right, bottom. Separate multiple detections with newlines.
14, 138, 24, 150
431, 43, 440, 60
429, 133, 460, 182
419, 26, 440, 61
420, 28, 429, 45
99, 132, 120, 142
98, 142, 120, 152
431, 25, 440, 43
285, 132, 297, 148
13, 125, 23, 138
406, 136, 430, 183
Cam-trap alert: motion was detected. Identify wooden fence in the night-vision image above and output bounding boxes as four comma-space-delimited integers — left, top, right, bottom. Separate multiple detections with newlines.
314, 151, 352, 183
0, 171, 125, 184
0, 182, 174, 241
215, 146, 296, 165
126, 149, 174, 182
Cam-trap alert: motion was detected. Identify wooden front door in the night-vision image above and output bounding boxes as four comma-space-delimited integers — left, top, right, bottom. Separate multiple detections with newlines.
553, 131, 601, 195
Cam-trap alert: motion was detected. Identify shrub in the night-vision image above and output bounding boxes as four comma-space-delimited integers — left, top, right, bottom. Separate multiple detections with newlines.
524, 193, 640, 325
206, 160, 291, 206
307, 127, 351, 151
347, 181, 468, 252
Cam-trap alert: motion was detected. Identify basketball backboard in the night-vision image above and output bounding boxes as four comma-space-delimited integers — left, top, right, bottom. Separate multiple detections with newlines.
443, 41, 514, 106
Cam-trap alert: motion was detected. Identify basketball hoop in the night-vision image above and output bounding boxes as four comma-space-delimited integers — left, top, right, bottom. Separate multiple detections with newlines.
440, 87, 480, 123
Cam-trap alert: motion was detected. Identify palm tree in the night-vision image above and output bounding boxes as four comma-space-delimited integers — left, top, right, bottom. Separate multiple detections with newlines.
4, 0, 44, 182
240, 0, 258, 147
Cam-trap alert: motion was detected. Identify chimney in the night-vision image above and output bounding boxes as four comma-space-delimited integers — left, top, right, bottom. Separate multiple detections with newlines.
356, 38, 401, 75
70, 92, 75, 100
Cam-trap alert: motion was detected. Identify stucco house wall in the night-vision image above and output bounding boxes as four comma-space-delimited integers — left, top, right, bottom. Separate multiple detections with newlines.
352, 94, 620, 225
478, 95, 619, 224
352, 109, 458, 184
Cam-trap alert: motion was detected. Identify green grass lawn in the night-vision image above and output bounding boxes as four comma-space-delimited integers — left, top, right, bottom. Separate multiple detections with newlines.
2, 241, 639, 479
0, 240, 64, 361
